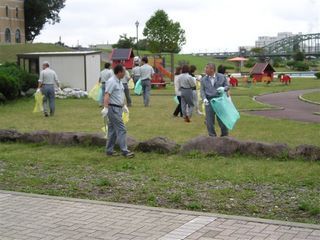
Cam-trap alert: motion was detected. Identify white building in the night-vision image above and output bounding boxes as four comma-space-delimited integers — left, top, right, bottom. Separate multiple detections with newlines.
17, 51, 101, 91
255, 32, 299, 48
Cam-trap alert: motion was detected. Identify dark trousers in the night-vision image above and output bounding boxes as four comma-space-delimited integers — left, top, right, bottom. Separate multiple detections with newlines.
205, 104, 228, 137
173, 96, 182, 117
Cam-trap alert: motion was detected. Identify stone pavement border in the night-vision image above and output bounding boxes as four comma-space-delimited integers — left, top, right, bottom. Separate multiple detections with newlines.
1, 190, 320, 240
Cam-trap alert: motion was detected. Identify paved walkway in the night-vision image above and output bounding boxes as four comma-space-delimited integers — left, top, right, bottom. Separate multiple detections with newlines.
0, 191, 319, 240
248, 89, 320, 123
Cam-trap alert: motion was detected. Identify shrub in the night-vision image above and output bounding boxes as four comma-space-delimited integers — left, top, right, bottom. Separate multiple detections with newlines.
0, 63, 38, 101
292, 61, 309, 71
0, 73, 20, 100
315, 72, 320, 79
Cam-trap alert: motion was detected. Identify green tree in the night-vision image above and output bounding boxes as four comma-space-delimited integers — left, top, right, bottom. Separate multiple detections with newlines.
143, 10, 186, 53
112, 34, 136, 48
24, 0, 66, 42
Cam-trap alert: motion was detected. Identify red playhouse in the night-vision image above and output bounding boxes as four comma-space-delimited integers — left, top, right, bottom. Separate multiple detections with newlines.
250, 63, 275, 83
110, 48, 134, 69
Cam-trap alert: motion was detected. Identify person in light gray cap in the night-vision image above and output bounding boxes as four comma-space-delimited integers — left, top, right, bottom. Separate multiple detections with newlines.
131, 61, 140, 84
101, 64, 134, 158
200, 63, 229, 137
37, 61, 60, 117
139, 56, 154, 107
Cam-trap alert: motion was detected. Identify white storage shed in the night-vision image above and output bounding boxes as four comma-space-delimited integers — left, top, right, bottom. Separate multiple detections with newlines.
17, 51, 101, 91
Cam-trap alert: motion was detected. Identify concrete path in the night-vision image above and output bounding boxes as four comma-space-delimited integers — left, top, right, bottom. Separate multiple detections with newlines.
0, 191, 319, 240
248, 89, 320, 123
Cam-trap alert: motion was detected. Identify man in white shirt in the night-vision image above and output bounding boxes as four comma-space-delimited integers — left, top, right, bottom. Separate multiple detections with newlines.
37, 61, 59, 117
139, 56, 154, 107
131, 62, 141, 84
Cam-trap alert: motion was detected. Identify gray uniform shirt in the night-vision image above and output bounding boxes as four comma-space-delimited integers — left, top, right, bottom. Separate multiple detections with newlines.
140, 64, 154, 80
120, 70, 130, 84
131, 66, 141, 78
100, 68, 113, 83
38, 68, 59, 85
178, 73, 196, 89
105, 75, 125, 106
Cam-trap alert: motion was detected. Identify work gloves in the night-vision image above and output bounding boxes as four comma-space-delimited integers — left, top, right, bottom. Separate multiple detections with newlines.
36, 88, 41, 93
203, 99, 209, 106
217, 87, 225, 94
101, 107, 108, 118
123, 105, 129, 113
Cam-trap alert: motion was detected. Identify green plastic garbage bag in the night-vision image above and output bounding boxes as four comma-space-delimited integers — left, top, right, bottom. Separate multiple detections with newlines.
134, 79, 142, 95
210, 92, 240, 130
33, 91, 43, 113
88, 83, 101, 101
173, 96, 179, 104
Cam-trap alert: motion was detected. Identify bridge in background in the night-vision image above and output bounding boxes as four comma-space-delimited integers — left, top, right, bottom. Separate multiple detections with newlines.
193, 33, 320, 59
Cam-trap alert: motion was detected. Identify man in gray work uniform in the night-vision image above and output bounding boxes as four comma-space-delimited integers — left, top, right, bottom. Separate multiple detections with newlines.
200, 63, 230, 137
139, 56, 154, 107
99, 62, 113, 107
37, 61, 60, 117
101, 64, 134, 158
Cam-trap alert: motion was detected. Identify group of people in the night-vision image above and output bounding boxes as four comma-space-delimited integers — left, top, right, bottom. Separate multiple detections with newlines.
37, 59, 230, 159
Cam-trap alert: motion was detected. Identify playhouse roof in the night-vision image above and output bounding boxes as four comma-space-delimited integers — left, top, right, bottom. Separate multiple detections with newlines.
250, 63, 275, 74
111, 48, 134, 61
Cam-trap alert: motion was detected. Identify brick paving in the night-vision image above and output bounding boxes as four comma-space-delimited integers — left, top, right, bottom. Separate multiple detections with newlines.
0, 191, 319, 240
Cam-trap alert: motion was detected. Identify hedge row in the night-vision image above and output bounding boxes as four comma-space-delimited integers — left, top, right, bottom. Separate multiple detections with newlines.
0, 62, 38, 102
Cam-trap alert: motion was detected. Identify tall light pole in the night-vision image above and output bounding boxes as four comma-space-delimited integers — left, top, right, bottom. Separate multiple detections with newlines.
135, 20, 139, 57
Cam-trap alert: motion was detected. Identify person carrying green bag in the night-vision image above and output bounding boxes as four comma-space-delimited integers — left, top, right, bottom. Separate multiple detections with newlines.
200, 63, 230, 137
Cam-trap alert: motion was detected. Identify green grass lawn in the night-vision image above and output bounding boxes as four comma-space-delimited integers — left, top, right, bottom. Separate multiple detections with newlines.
1, 77, 320, 224
0, 78, 319, 146
0, 43, 70, 64
302, 91, 320, 104
0, 142, 319, 224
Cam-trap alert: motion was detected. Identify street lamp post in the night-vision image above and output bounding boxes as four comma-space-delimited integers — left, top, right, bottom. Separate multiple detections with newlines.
135, 20, 139, 57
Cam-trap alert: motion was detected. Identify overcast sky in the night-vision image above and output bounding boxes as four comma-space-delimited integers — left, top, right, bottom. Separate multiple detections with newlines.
34, 0, 320, 53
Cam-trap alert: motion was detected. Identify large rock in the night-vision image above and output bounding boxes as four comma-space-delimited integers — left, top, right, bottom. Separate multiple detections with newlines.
0, 129, 22, 142
181, 136, 241, 156
290, 144, 320, 161
137, 137, 179, 154
20, 130, 51, 143
239, 141, 289, 158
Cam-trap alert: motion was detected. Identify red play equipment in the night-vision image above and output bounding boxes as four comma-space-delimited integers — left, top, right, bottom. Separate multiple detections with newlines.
146, 55, 173, 88
280, 74, 291, 85
229, 76, 238, 87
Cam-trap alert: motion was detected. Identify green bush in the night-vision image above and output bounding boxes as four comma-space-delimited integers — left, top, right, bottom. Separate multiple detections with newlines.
315, 72, 320, 79
0, 63, 38, 101
0, 73, 19, 100
292, 61, 309, 71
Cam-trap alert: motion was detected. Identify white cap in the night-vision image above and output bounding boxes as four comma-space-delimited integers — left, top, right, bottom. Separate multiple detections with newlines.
43, 61, 50, 66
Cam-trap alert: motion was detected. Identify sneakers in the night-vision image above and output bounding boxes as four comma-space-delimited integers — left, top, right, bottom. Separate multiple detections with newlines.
123, 151, 135, 158
106, 151, 134, 158
44, 112, 49, 117
106, 151, 120, 156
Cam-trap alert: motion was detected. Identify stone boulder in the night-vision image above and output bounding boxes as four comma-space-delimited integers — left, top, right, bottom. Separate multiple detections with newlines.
20, 130, 51, 143
181, 136, 241, 156
0, 129, 23, 142
290, 144, 320, 161
137, 137, 179, 154
238, 141, 289, 158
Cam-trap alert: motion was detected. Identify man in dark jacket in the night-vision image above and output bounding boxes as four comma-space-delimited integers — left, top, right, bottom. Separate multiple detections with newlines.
200, 63, 230, 137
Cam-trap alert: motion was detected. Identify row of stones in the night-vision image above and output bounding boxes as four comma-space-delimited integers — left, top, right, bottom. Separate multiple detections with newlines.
0, 129, 319, 161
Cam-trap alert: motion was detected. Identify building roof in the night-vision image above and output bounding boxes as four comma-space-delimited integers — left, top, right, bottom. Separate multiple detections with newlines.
111, 48, 134, 60
250, 63, 275, 74
17, 51, 101, 58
